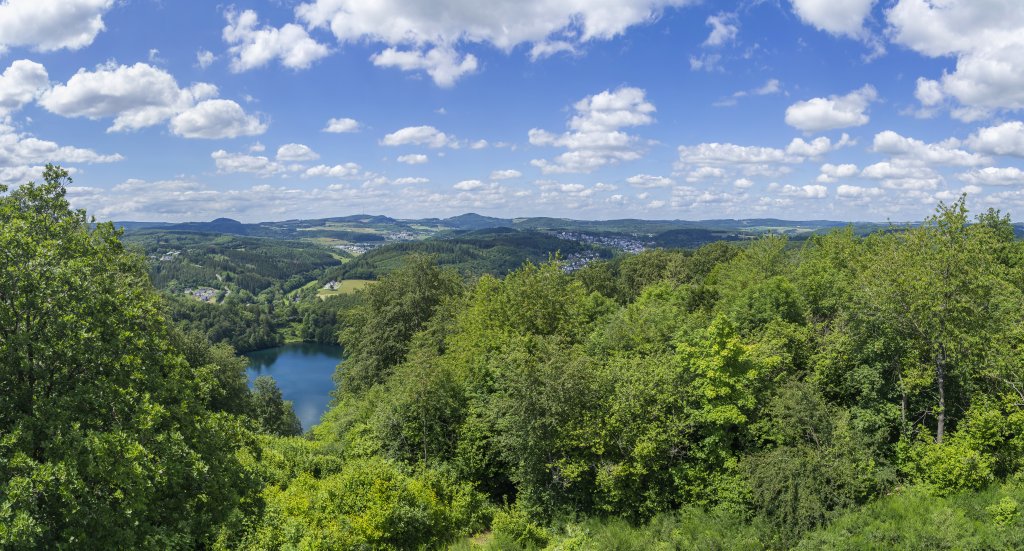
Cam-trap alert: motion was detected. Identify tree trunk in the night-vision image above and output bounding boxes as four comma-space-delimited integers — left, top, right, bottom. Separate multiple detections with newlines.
901, 392, 908, 428
897, 369, 908, 430
935, 344, 946, 444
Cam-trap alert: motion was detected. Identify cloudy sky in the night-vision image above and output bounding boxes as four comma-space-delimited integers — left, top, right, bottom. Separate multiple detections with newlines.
2, 0, 1024, 222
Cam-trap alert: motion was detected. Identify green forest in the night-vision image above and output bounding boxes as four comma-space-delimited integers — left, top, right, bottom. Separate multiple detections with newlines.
120, 214, 615, 355
3, 166, 1024, 549
320, 228, 608, 282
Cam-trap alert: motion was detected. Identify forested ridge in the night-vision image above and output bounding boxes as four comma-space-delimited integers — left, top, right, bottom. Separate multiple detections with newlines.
319, 228, 609, 282
123, 219, 611, 354
127, 231, 343, 295
3, 166, 1024, 549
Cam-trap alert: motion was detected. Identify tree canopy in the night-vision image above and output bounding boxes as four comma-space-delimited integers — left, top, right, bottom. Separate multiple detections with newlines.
3, 167, 1024, 549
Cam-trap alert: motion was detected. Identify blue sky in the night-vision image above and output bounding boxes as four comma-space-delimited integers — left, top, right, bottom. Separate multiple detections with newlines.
2, 0, 1024, 222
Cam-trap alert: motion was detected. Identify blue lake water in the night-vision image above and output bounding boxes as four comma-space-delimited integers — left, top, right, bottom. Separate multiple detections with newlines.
245, 343, 343, 431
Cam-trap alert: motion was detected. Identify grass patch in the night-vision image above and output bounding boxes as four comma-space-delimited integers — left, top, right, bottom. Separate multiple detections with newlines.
317, 279, 374, 299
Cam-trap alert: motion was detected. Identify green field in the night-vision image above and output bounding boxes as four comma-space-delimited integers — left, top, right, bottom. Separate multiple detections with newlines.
317, 279, 374, 299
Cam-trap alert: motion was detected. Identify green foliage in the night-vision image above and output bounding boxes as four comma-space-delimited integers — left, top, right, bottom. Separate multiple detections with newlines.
369, 354, 469, 465
563, 508, 766, 551
171, 330, 252, 414
125, 230, 341, 295
310, 199, 1024, 547
242, 456, 486, 550
338, 255, 464, 394
251, 377, 303, 436
794, 481, 1024, 550
744, 382, 894, 544
987, 496, 1020, 527
8, 167, 1024, 549
575, 249, 690, 304
729, 276, 805, 334
0, 166, 260, 548
323, 229, 607, 281
491, 502, 551, 549
300, 293, 362, 344
461, 507, 767, 551
165, 294, 283, 353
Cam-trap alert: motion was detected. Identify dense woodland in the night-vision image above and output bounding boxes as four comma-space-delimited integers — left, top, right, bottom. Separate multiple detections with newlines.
125, 220, 611, 354
3, 166, 1024, 549
125, 231, 343, 295
319, 228, 608, 282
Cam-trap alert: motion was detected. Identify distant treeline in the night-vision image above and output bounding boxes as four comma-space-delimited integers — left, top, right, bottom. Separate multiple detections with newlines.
11, 166, 1023, 549
322, 229, 609, 281
126, 231, 342, 295
250, 197, 1024, 549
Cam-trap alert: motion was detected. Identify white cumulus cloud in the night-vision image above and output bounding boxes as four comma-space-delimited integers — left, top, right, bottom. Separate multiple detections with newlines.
40, 62, 215, 132
915, 77, 943, 106
529, 41, 577, 61
40, 62, 265, 138
0, 0, 115, 53
786, 134, 853, 157
303, 163, 362, 179
966, 121, 1024, 157
0, 119, 122, 183
296, 0, 695, 85
817, 163, 860, 183
196, 50, 216, 69
0, 60, 49, 115
772, 182, 829, 198
685, 166, 727, 182
837, 184, 885, 198
626, 174, 674, 188
382, 125, 453, 148
703, 13, 739, 47
323, 117, 360, 133
530, 87, 656, 173
677, 134, 849, 168
490, 169, 522, 180
453, 179, 484, 191
223, 9, 330, 72
790, 0, 877, 38
397, 154, 429, 165
371, 47, 478, 87
785, 85, 877, 132
276, 143, 319, 162
887, 0, 1024, 117
170, 99, 268, 139
958, 167, 1024, 186
392, 177, 429, 185
872, 130, 988, 166
211, 150, 284, 177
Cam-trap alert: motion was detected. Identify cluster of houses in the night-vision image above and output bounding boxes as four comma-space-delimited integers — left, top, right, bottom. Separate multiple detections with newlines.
553, 231, 647, 253
184, 287, 219, 302
335, 243, 380, 255
384, 231, 419, 241
560, 252, 603, 273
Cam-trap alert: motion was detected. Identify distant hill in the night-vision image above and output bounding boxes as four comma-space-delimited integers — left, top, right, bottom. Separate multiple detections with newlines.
320, 229, 609, 281
326, 214, 398, 225
116, 213, 902, 245
112, 221, 173, 231
443, 213, 515, 230
164, 218, 253, 235
651, 228, 742, 248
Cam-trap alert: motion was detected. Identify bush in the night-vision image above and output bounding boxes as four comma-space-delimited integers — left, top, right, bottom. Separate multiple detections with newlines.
243, 456, 484, 549
491, 503, 551, 550
795, 482, 1024, 550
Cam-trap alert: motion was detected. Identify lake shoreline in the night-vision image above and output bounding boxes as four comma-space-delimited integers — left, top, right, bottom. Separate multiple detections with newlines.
245, 343, 343, 431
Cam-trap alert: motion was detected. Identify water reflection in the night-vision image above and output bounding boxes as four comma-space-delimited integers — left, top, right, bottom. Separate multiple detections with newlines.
245, 343, 344, 431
